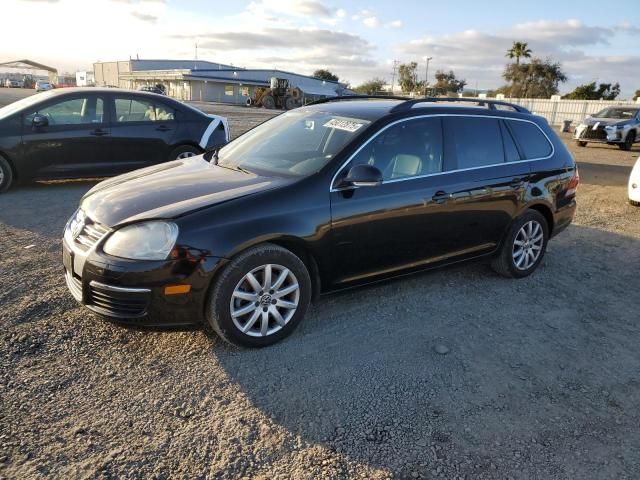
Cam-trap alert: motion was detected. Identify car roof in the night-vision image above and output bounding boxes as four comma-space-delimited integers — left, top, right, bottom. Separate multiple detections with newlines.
301, 98, 534, 122
36, 86, 168, 98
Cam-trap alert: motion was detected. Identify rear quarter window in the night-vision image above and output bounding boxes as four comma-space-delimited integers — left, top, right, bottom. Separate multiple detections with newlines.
507, 120, 552, 159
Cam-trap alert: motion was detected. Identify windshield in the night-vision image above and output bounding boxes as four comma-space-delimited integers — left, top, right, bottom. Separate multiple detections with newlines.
0, 91, 56, 120
593, 108, 639, 120
217, 109, 371, 177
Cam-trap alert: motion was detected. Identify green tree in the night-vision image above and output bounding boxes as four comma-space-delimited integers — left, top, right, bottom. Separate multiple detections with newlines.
506, 41, 532, 65
312, 69, 339, 82
634, 89, 640, 101
398, 62, 418, 93
353, 78, 386, 95
563, 82, 620, 100
503, 58, 567, 98
432, 70, 467, 95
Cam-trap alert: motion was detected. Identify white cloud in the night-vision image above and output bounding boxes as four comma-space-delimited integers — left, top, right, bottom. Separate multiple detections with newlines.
387, 20, 402, 29
394, 20, 640, 97
336, 8, 346, 18
363, 16, 379, 28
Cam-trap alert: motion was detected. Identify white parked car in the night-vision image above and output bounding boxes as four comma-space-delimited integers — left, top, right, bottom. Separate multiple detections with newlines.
630, 157, 640, 206
35, 80, 53, 92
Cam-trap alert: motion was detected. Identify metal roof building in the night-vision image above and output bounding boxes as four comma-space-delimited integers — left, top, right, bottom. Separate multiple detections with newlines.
94, 59, 346, 105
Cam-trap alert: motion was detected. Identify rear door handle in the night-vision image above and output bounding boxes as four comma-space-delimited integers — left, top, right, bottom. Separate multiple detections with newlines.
90, 129, 109, 136
156, 125, 172, 132
432, 191, 452, 204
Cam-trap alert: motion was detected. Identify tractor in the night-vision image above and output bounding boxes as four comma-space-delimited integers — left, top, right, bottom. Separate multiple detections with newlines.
251, 77, 302, 110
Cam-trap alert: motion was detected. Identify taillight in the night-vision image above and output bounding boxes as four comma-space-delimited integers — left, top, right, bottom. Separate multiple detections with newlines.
566, 166, 580, 197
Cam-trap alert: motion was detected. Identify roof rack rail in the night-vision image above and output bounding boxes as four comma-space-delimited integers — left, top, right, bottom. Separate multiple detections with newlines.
390, 97, 530, 114
305, 95, 409, 106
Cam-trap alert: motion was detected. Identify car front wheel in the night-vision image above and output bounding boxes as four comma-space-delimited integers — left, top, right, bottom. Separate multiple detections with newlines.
491, 210, 549, 278
206, 244, 312, 347
0, 155, 14, 193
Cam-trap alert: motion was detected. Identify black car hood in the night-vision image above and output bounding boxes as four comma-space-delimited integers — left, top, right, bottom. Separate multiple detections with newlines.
583, 117, 631, 127
81, 157, 292, 227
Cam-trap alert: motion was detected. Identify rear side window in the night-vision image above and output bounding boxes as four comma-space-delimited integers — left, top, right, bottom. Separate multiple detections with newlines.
507, 120, 552, 159
445, 117, 503, 169
114, 97, 175, 123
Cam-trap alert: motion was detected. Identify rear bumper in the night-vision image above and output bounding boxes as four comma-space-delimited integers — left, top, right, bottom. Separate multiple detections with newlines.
552, 198, 577, 238
62, 238, 223, 326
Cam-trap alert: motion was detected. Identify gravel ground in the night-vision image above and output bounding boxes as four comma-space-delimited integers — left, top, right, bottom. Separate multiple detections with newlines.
1, 110, 640, 479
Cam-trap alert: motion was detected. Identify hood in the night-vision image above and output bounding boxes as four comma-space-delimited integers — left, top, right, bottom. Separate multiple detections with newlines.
582, 117, 632, 127
81, 157, 292, 227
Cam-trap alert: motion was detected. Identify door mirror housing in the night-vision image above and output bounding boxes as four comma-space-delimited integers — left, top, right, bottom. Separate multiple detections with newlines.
32, 115, 49, 128
343, 164, 383, 188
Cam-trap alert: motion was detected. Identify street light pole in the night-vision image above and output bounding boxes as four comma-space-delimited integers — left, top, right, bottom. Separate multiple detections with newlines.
424, 56, 432, 96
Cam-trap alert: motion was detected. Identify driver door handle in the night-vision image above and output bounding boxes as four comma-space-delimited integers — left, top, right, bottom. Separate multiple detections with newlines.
156, 125, 172, 132
432, 191, 452, 204
90, 128, 109, 137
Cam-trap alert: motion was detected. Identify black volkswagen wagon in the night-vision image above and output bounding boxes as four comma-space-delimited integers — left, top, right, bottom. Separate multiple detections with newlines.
0, 88, 229, 192
62, 97, 578, 347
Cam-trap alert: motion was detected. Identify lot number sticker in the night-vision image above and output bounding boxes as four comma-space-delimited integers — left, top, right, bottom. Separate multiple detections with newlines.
324, 119, 364, 133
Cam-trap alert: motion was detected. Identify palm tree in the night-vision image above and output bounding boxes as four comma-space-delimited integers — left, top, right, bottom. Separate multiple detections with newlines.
506, 41, 532, 65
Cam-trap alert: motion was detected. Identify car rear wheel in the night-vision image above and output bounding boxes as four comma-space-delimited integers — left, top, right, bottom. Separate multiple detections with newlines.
576, 140, 587, 147
206, 243, 312, 347
491, 210, 549, 278
0, 155, 14, 193
170, 145, 202, 160
619, 131, 636, 151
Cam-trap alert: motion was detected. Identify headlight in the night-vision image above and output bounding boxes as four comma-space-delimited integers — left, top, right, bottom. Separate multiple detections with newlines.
103, 221, 178, 260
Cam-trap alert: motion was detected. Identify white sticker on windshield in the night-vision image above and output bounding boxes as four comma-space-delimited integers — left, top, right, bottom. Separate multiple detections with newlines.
324, 118, 364, 133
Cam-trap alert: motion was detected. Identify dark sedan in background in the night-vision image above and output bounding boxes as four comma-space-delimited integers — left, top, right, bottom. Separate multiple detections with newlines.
0, 88, 229, 192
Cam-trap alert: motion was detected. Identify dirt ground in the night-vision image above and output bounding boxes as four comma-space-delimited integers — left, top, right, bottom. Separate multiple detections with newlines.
1, 106, 639, 479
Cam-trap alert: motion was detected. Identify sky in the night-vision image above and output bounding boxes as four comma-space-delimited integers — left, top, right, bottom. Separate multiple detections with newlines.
2, 0, 639, 98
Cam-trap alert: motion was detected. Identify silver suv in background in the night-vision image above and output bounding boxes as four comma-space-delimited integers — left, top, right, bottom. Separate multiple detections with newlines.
574, 106, 640, 151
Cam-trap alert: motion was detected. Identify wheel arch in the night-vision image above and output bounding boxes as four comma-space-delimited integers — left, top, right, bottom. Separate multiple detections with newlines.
0, 149, 18, 181
525, 202, 555, 236
206, 235, 322, 309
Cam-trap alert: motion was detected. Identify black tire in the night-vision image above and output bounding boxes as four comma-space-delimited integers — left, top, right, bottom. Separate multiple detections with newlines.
619, 131, 635, 151
261, 95, 276, 109
206, 243, 312, 347
491, 209, 549, 279
169, 144, 202, 160
284, 96, 298, 110
576, 140, 587, 147
0, 155, 14, 193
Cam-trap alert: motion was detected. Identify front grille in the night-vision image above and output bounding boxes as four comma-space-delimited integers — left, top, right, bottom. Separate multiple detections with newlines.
580, 126, 608, 141
87, 281, 150, 318
75, 220, 110, 250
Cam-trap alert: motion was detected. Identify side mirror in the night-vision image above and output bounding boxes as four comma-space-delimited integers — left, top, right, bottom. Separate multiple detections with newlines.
343, 164, 383, 188
32, 115, 48, 128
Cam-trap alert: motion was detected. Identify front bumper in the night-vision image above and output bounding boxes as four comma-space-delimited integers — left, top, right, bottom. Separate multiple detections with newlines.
575, 124, 628, 144
62, 236, 223, 326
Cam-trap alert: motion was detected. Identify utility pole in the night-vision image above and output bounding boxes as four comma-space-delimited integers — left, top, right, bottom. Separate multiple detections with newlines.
424, 56, 432, 96
390, 60, 399, 94
195, 42, 198, 60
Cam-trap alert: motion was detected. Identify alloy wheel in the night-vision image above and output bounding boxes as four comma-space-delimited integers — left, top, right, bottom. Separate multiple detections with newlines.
230, 264, 300, 337
512, 220, 544, 270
